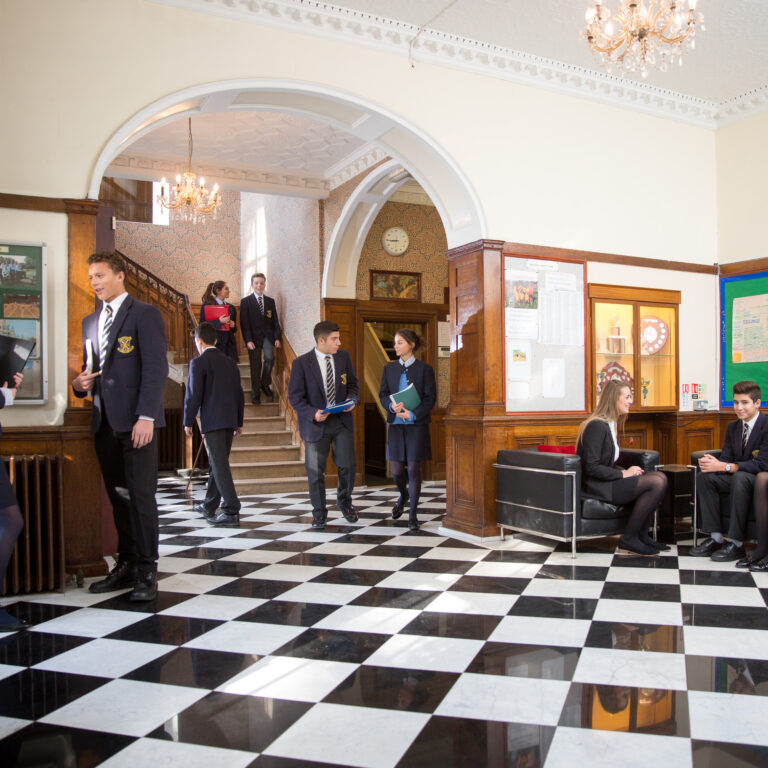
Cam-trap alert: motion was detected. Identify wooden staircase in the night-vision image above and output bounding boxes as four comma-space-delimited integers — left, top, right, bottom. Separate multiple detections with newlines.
232, 361, 307, 494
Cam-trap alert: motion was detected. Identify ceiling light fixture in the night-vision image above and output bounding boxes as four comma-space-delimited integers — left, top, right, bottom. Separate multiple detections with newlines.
157, 118, 220, 223
582, 0, 704, 77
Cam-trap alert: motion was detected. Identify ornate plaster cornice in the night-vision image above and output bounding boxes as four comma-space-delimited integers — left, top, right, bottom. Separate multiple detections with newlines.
148, 0, 768, 129
326, 146, 388, 190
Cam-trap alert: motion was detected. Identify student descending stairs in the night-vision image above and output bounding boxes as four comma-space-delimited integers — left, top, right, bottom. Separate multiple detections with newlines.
228, 358, 308, 494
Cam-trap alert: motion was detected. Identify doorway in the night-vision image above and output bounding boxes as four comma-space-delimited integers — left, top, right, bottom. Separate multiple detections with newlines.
362, 320, 427, 486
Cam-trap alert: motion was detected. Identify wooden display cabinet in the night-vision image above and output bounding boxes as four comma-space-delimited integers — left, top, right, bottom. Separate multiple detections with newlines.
589, 284, 680, 411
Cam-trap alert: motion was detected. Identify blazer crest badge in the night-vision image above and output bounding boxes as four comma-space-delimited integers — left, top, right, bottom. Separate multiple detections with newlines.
266, 309, 273, 318
341, 373, 347, 385
117, 336, 135, 354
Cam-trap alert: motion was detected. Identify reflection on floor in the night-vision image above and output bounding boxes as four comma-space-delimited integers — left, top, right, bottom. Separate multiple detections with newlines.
1, 477, 768, 767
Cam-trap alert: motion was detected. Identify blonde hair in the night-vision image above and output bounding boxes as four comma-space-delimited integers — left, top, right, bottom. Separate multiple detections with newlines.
577, 379, 631, 447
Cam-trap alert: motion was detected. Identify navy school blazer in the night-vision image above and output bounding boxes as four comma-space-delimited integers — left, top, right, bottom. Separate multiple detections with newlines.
288, 348, 359, 442
378, 358, 436, 425
577, 419, 624, 501
240, 293, 282, 346
73, 294, 168, 433
183, 346, 244, 434
719, 412, 768, 474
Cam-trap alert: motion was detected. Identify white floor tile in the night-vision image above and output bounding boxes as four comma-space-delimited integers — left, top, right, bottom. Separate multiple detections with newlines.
490, 616, 591, 647
425, 590, 518, 616
243, 563, 330, 582
679, 584, 766, 607
313, 605, 421, 634
436, 672, 569, 725
466, 561, 541, 578
274, 582, 371, 606
19, 588, 128, 608
201, 537, 267, 550
264, 702, 429, 768
0, 716, 31, 739
678, 556, 748, 572
278, 531, 347, 542
522, 578, 604, 599
592, 599, 683, 626
364, 634, 484, 673
186, 526, 252, 538
30, 607, 151, 638
217, 655, 357, 701
606, 567, 680, 585
220, 549, 294, 564
419, 547, 487, 562
545, 727, 692, 768
183, 620, 305, 655
384, 536, 448, 547
157, 573, 237, 594
340, 555, 415, 571
157, 556, 211, 573
573, 647, 687, 690
0, 663, 24, 681
546, 552, 615, 567
689, 690, 768, 746
34, 638, 174, 678
100, 738, 256, 768
306, 541, 378, 556
40, 679, 207, 737
160, 594, 266, 621
683, 626, 768, 660
375, 571, 462, 592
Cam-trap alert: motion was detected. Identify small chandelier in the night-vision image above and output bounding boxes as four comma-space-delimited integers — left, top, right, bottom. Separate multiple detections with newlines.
582, 0, 704, 77
157, 118, 220, 223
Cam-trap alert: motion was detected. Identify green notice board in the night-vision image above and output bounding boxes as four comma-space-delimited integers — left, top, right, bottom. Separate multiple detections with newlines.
720, 271, 768, 407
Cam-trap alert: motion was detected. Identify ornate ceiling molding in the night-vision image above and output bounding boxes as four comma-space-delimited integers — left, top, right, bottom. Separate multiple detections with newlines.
326, 146, 388, 190
149, 0, 768, 129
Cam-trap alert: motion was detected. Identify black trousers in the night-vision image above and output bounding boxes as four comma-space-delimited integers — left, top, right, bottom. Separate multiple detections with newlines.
94, 416, 159, 570
697, 471, 755, 541
247, 337, 275, 396
203, 428, 240, 515
304, 416, 355, 517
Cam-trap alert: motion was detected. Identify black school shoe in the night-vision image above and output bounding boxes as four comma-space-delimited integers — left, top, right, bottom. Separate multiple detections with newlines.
88, 559, 137, 593
617, 537, 659, 556
129, 571, 158, 602
711, 541, 746, 562
392, 495, 409, 519
688, 537, 724, 558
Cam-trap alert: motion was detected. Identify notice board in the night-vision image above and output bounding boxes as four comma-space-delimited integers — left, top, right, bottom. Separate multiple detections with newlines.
720, 271, 768, 407
503, 254, 587, 413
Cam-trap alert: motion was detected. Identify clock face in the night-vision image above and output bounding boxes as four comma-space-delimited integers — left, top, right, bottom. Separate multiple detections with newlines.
382, 226, 409, 256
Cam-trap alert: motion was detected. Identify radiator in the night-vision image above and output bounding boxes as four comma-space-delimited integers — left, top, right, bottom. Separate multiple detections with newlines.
2, 455, 66, 595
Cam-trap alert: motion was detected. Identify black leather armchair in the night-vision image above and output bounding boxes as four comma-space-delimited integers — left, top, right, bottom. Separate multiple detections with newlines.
495, 446, 659, 556
690, 449, 757, 545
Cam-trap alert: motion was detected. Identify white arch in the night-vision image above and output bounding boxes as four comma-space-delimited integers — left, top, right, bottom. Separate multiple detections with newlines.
88, 79, 484, 256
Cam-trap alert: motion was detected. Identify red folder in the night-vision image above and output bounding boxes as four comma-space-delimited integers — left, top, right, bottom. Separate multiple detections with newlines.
203, 304, 230, 330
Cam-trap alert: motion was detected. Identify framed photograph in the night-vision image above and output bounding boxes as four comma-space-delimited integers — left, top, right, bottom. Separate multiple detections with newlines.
370, 270, 421, 302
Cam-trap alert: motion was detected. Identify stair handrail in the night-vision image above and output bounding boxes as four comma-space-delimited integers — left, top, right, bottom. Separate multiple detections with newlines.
116, 249, 197, 364
363, 323, 390, 423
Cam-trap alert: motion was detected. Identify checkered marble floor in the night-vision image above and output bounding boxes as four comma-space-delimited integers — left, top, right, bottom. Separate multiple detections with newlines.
2, 477, 768, 767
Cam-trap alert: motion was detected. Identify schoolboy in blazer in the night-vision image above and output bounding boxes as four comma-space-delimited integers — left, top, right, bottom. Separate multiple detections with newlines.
240, 272, 281, 403
184, 322, 244, 526
288, 321, 358, 529
690, 380, 768, 562
72, 251, 168, 602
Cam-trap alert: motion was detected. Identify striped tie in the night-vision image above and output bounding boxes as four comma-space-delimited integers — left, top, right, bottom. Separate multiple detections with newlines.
742, 422, 749, 453
325, 355, 335, 406
99, 304, 113, 371
258, 295, 264, 315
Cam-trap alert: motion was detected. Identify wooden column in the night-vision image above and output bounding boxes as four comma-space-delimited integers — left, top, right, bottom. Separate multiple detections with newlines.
444, 239, 507, 538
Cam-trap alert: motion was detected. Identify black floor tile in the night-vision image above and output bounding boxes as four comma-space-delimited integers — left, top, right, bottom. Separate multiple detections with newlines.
231, 530, 294, 540
692, 739, 768, 768
482, 550, 550, 564
309, 568, 386, 587
91, 590, 195, 613
159, 535, 213, 547
449, 575, 529, 595
184, 560, 262, 577
509, 596, 598, 620
349, 587, 440, 610
254, 541, 317, 553
271, 627, 388, 663
683, 603, 768, 630
0, 630, 91, 667
1, 601, 80, 625
686, 655, 768, 696
400, 559, 475, 575
610, 554, 679, 569
0, 669, 106, 719
400, 612, 500, 640
328, 533, 394, 545
252, 755, 349, 768
679, 569, 756, 587
104, 614, 222, 645
600, 582, 681, 602
279, 553, 354, 568
124, 647, 258, 689
535, 564, 609, 581
237, 600, 338, 626
149, 692, 311, 752
367, 544, 432, 558
436, 538, 485, 549
466, 641, 580, 680
584, 622, 684, 652
207, 579, 301, 600
323, 665, 459, 712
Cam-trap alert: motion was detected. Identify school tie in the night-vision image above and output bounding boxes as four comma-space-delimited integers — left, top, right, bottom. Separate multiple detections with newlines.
258, 295, 264, 316
325, 355, 335, 406
742, 422, 749, 453
99, 304, 113, 371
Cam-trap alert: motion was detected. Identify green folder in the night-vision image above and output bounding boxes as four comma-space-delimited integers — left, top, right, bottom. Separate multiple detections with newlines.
389, 383, 421, 411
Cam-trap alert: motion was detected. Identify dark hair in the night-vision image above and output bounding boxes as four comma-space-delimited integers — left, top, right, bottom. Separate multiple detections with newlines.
202, 280, 227, 304
87, 250, 126, 276
250, 272, 266, 284
314, 321, 339, 342
595, 685, 631, 715
733, 380, 761, 402
195, 321, 217, 346
394, 328, 422, 351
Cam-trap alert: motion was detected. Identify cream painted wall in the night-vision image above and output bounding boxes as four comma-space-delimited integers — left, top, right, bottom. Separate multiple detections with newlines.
716, 112, 768, 265
0, 210, 68, 427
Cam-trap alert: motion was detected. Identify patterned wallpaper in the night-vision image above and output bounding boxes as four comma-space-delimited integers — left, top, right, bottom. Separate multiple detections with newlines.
115, 189, 242, 302
356, 200, 450, 407
241, 192, 321, 353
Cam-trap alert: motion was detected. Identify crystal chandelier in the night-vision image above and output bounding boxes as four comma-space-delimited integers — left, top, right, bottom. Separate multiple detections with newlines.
582, 0, 704, 77
157, 118, 220, 223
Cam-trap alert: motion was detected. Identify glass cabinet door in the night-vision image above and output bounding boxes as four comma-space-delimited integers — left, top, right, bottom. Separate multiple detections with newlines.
594, 301, 635, 399
638, 304, 676, 408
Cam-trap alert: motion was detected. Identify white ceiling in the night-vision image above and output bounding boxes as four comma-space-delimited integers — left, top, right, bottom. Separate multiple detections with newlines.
110, 1, 768, 199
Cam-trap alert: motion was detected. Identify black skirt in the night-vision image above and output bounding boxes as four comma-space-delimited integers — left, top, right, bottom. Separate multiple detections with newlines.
386, 424, 431, 462
607, 475, 640, 505
0, 459, 18, 508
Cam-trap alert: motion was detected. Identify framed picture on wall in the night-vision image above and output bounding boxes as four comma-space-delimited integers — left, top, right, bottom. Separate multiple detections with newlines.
370, 270, 421, 302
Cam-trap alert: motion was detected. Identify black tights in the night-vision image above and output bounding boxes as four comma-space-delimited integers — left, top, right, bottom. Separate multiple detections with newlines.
0, 504, 23, 589
624, 471, 667, 541
391, 460, 422, 517
752, 472, 768, 561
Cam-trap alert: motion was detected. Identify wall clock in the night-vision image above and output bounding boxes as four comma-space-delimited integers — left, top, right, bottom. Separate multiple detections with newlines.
382, 226, 409, 256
